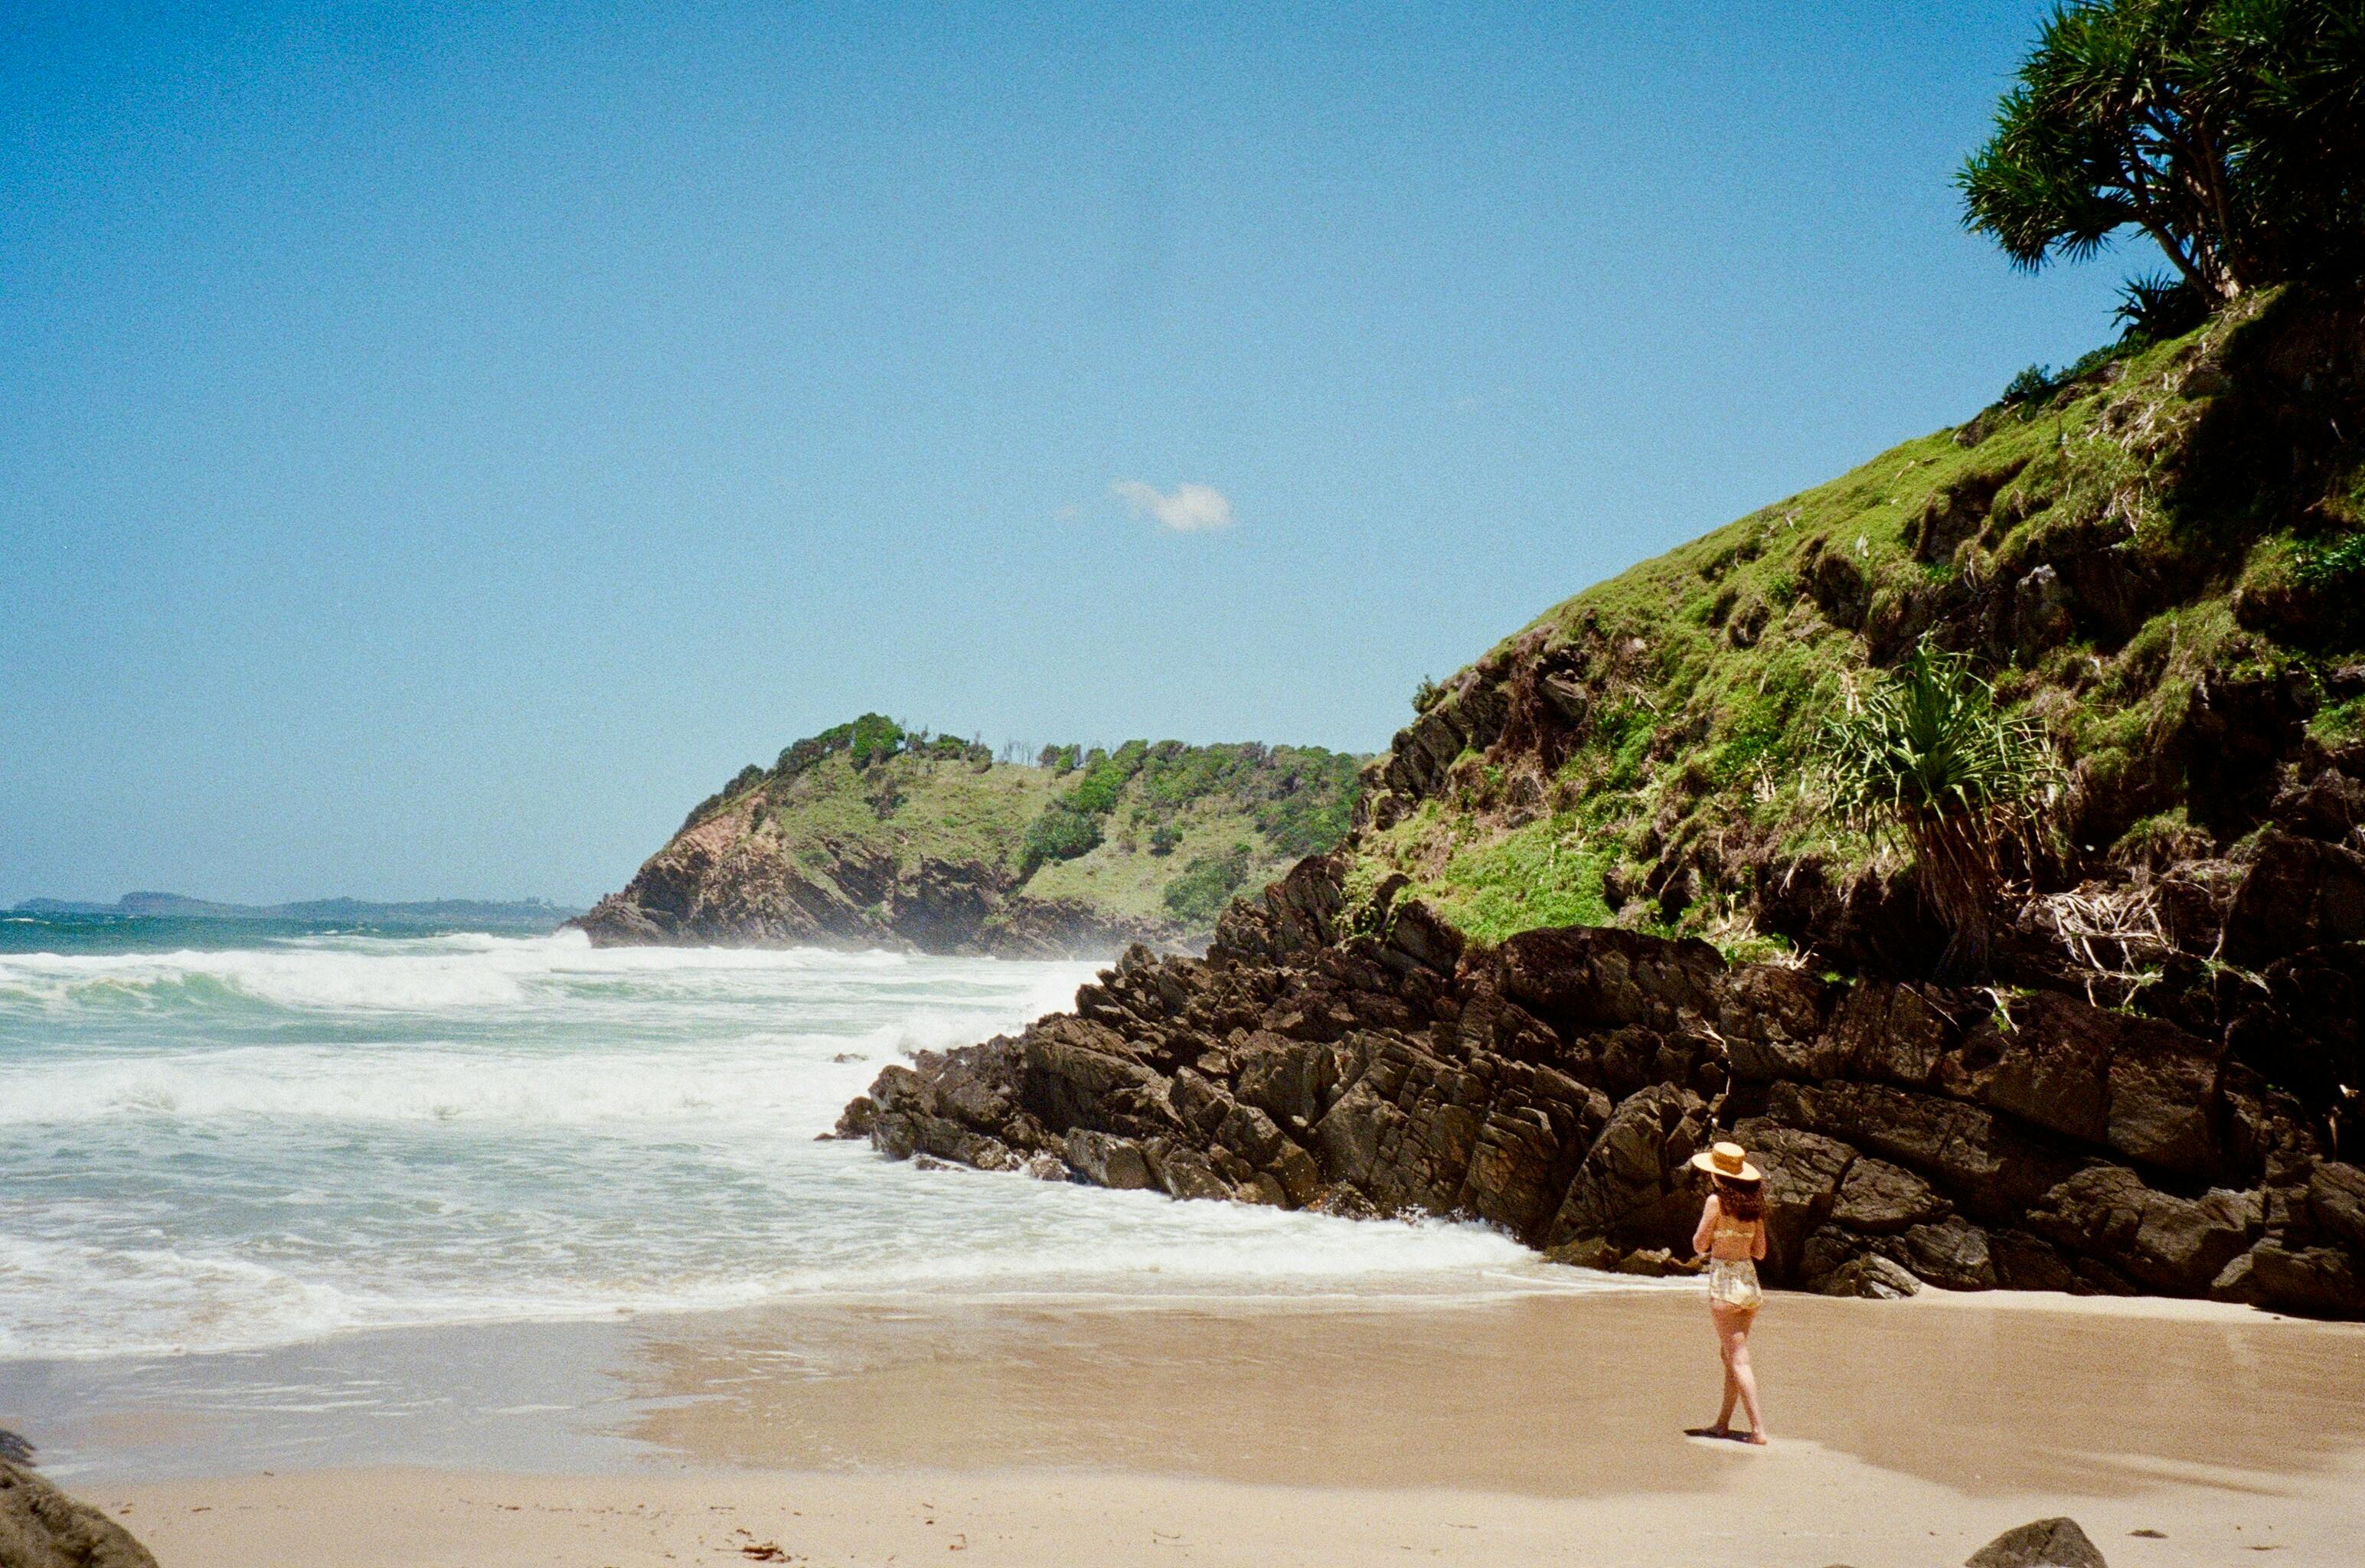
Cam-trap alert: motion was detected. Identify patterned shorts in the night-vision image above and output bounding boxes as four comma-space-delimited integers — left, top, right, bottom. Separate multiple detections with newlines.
1707, 1258, 1762, 1310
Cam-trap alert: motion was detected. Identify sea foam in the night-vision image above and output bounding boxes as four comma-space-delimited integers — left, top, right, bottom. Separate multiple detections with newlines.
0, 929, 1570, 1361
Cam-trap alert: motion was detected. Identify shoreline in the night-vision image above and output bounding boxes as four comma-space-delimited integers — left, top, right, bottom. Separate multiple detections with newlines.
18, 1282, 2365, 1564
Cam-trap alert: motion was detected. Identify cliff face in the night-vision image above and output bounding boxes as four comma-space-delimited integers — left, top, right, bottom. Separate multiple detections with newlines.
578, 720, 1365, 958
840, 288, 2365, 1315
1353, 288, 2365, 982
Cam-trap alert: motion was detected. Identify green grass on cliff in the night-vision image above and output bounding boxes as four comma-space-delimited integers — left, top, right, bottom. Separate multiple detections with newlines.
1356, 288, 2365, 957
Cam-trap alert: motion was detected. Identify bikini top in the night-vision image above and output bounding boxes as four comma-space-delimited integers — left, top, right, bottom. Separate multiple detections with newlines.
1710, 1209, 1759, 1257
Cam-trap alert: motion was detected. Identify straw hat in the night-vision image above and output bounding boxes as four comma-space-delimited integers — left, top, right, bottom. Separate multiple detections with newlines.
1688, 1140, 1762, 1183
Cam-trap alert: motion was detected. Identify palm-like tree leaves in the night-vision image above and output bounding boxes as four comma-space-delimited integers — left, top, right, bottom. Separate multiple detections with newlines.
1959, 0, 2365, 306
1816, 641, 2062, 978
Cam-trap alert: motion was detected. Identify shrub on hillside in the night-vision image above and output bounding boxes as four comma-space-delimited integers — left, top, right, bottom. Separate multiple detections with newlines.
775, 714, 910, 779
1163, 844, 1253, 927
1022, 804, 1104, 871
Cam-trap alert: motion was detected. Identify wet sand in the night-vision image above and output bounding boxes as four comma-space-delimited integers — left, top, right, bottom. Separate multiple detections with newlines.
64, 1285, 2365, 1566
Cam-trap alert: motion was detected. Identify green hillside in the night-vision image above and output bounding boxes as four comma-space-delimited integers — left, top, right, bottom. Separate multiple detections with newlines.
581, 716, 1366, 954
1350, 285, 2365, 973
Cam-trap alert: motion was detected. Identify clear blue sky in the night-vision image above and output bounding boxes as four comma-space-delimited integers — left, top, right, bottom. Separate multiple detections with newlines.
3, 2, 2157, 906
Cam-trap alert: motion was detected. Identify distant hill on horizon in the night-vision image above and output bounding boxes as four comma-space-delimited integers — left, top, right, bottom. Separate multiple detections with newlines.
578, 715, 1367, 957
12, 892, 580, 929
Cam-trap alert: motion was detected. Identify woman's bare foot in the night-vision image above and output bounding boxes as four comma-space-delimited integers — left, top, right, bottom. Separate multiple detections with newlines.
1743, 1432, 1769, 1446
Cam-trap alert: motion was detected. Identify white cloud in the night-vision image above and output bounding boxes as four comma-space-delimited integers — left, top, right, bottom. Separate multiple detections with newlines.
1111, 479, 1233, 533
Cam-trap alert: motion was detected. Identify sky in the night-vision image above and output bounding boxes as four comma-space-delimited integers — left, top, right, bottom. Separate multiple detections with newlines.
2, 2, 2167, 906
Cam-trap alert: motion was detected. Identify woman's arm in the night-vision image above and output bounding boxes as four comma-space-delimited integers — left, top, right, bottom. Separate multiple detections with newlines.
1692, 1194, 1720, 1256
1753, 1217, 1768, 1261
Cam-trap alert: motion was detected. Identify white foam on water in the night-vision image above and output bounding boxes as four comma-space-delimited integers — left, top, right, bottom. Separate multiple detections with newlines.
0, 933, 1580, 1361
0, 929, 975, 1017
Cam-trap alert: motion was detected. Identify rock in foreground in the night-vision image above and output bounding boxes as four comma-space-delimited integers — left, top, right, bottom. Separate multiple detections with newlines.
0, 1462, 158, 1568
1965, 1516, 2107, 1568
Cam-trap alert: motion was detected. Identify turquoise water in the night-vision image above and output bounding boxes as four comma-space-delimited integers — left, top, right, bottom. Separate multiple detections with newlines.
0, 920, 1543, 1361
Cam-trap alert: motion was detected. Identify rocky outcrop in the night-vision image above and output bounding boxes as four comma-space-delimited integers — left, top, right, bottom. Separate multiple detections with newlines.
574, 815, 1168, 959
0, 1462, 158, 1568
842, 856, 2365, 1316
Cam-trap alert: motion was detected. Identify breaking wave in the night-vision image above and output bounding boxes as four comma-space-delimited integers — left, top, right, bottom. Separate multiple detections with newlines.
0, 927, 1567, 1361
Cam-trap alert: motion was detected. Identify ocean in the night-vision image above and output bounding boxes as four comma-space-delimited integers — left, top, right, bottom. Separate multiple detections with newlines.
0, 917, 1556, 1368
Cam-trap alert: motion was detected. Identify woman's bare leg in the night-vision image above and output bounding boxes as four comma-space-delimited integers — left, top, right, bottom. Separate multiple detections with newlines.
1709, 1303, 1742, 1434
1721, 1308, 1767, 1442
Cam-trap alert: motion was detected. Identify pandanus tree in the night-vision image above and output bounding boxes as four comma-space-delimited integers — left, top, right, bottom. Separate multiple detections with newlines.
1959, 0, 2365, 311
1815, 642, 2063, 981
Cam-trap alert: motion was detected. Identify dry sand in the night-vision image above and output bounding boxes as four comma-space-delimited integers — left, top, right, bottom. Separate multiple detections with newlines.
84, 1284, 2365, 1566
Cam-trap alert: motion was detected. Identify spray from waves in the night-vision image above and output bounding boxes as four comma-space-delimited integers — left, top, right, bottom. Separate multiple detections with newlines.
0, 1037, 882, 1130
0, 949, 1093, 1132
0, 929, 1092, 1021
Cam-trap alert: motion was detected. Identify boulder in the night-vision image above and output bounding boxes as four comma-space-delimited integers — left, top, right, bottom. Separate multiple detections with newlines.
1717, 965, 1837, 1082
1875, 1215, 1995, 1291
1733, 1121, 1857, 1282
1063, 1129, 1151, 1191
2309, 1161, 2365, 1250
1829, 1156, 1949, 1234
1232, 1031, 1334, 1129
1942, 995, 2113, 1145
2102, 1021, 2223, 1177
1939, 996, 2221, 1174
2245, 1241, 2365, 1318
1142, 1138, 1231, 1201
1461, 1080, 1597, 1239
1813, 1254, 1923, 1299
1827, 981, 1956, 1088
1767, 1080, 2079, 1222
871, 1112, 921, 1160
2223, 831, 2365, 965
0, 1462, 158, 1568
1988, 1228, 2078, 1292
1021, 1020, 1168, 1132
2270, 766, 2365, 841
1494, 925, 1725, 1034
1545, 1085, 1710, 1250
2024, 1167, 2259, 1295
2228, 943, 2365, 1116
1964, 1516, 2106, 1568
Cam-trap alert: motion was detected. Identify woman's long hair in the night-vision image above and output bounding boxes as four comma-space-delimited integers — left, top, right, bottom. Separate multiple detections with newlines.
1713, 1172, 1766, 1221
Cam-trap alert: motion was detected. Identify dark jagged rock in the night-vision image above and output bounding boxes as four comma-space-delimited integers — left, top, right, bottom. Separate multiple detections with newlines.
840, 858, 2365, 1313
0, 1462, 158, 1568
1814, 1253, 1923, 1299
2222, 831, 2365, 966
1965, 1516, 2107, 1568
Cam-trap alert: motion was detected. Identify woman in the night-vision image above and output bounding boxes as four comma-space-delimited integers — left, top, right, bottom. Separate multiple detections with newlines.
1689, 1140, 1769, 1445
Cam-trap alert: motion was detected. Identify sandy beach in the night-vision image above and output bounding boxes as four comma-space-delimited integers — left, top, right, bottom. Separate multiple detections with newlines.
64, 1282, 2365, 1567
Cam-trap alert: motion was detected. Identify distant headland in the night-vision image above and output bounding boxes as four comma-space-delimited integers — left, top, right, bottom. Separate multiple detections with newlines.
11, 893, 581, 930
